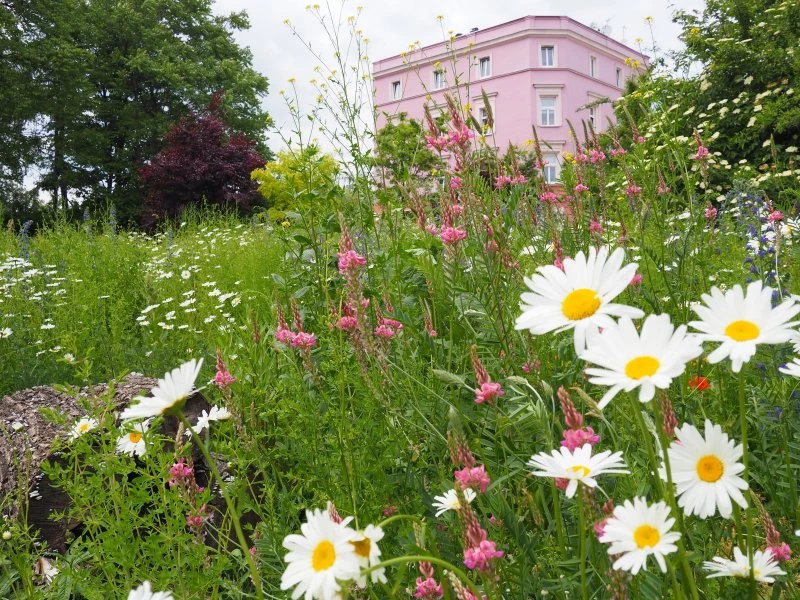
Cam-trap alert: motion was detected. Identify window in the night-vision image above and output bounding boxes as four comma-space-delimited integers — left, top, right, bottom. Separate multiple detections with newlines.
541, 45, 555, 67
589, 107, 596, 127
540, 96, 557, 126
391, 81, 401, 100
616, 68, 622, 87
590, 56, 598, 77
433, 70, 445, 90
543, 152, 560, 183
478, 106, 492, 134
479, 57, 491, 78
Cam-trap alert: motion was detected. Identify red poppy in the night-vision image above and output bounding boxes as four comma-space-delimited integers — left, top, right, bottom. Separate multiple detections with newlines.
688, 375, 711, 391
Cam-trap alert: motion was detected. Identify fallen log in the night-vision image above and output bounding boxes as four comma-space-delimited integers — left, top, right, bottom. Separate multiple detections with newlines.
0, 373, 211, 551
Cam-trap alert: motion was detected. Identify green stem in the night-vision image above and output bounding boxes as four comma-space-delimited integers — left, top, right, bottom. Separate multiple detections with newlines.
361, 555, 482, 598
179, 414, 263, 599
551, 480, 567, 557
737, 370, 756, 598
376, 513, 426, 530
578, 492, 588, 600
652, 397, 699, 600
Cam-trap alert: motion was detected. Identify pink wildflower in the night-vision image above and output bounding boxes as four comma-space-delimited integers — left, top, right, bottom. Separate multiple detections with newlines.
440, 226, 467, 246
588, 218, 604, 235
494, 174, 512, 189
657, 182, 670, 195
415, 577, 444, 599
625, 183, 642, 197
561, 427, 601, 451
574, 182, 589, 193
275, 326, 296, 344
768, 543, 792, 562
168, 459, 194, 488
186, 504, 208, 531
426, 223, 439, 236
576, 152, 588, 163
611, 146, 626, 158
693, 145, 710, 161
374, 324, 396, 339
593, 518, 608, 539
213, 348, 235, 388
554, 477, 569, 491
451, 203, 464, 215
768, 210, 785, 222
636, 135, 646, 144
475, 381, 504, 404
704, 205, 718, 220
590, 149, 606, 163
540, 191, 558, 203
338, 249, 366, 274
455, 464, 491, 494
463, 539, 504, 571
335, 315, 357, 331
629, 273, 643, 286
291, 331, 316, 349
450, 176, 462, 189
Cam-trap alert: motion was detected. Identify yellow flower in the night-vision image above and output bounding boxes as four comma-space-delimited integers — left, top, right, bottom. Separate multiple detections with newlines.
433, 61, 441, 68
645, 15, 654, 23
562, 151, 575, 163
281, 220, 291, 228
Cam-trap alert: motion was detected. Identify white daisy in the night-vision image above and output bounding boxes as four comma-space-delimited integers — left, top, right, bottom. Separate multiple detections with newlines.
184, 405, 232, 437
779, 357, 800, 377
281, 508, 361, 600
515, 246, 644, 354
432, 488, 477, 517
599, 497, 681, 574
527, 444, 629, 498
116, 420, 150, 457
127, 581, 173, 600
351, 524, 387, 586
581, 314, 704, 408
704, 546, 786, 582
689, 281, 800, 372
120, 358, 203, 421
661, 420, 748, 519
69, 417, 98, 441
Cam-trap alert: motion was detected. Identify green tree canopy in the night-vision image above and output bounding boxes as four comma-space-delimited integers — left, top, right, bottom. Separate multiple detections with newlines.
1, 0, 271, 224
373, 113, 444, 186
251, 145, 340, 214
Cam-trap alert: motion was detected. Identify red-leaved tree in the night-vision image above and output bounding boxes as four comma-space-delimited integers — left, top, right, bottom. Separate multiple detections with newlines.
140, 94, 265, 228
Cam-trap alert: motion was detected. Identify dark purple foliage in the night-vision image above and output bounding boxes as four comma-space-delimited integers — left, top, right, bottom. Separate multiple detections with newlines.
140, 97, 265, 228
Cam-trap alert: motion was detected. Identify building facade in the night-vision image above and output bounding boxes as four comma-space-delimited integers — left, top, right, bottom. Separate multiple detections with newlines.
372, 16, 647, 182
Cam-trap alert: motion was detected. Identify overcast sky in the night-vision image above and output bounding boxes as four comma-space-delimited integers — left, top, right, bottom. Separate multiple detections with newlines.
212, 0, 706, 153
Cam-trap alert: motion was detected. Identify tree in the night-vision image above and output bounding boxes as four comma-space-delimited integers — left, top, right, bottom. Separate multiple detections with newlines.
251, 145, 340, 214
0, 0, 271, 224
671, 0, 800, 166
372, 113, 444, 187
139, 95, 265, 228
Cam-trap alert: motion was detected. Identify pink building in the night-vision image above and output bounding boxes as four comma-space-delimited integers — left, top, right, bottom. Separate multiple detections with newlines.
372, 16, 647, 182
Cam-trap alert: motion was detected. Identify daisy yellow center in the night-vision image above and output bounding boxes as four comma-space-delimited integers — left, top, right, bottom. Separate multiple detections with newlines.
562, 288, 601, 321
633, 524, 661, 549
696, 454, 724, 482
79, 423, 90, 432
128, 432, 143, 444
311, 540, 336, 572
570, 465, 591, 477
351, 537, 371, 558
625, 356, 660, 379
724, 320, 760, 342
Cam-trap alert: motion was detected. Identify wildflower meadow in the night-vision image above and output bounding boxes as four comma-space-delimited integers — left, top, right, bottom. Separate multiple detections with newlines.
2, 1, 800, 599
